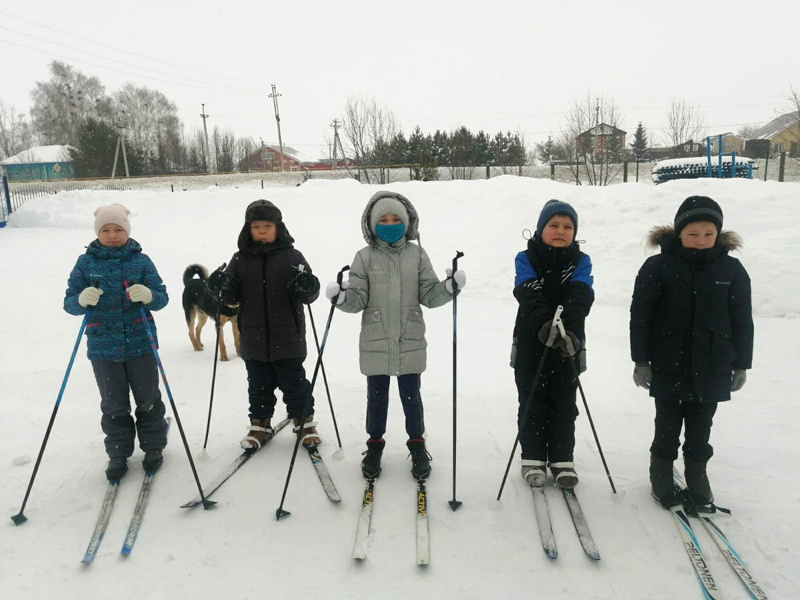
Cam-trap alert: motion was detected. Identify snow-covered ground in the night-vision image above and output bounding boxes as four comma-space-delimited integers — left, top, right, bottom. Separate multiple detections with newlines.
1, 176, 798, 599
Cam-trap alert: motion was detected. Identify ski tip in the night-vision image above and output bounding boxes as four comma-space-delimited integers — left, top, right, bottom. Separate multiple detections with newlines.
120, 547, 131, 556
10, 513, 28, 526
448, 500, 463, 512
201, 499, 217, 510
276, 508, 291, 521
179, 501, 198, 509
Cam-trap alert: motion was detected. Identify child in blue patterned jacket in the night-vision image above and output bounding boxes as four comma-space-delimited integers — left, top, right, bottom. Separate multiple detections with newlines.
64, 204, 169, 481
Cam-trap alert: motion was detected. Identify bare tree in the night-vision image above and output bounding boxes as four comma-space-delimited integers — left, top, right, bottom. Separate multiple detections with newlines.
781, 85, 800, 160
559, 92, 625, 185
0, 100, 34, 160
664, 99, 707, 150
737, 124, 759, 139
340, 95, 399, 183
30, 61, 108, 146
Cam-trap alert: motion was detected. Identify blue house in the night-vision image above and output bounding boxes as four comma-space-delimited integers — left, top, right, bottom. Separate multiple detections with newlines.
0, 145, 75, 181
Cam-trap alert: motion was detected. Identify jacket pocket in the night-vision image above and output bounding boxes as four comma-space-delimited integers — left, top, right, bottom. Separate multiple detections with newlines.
403, 307, 426, 341
710, 330, 737, 375
650, 332, 687, 374
361, 309, 385, 342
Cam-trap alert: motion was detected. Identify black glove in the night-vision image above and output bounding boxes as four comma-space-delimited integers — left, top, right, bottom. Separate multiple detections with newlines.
554, 330, 580, 357
207, 266, 229, 293
292, 270, 316, 295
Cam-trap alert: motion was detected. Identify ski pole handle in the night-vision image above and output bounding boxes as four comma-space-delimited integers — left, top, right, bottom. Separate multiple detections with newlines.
336, 265, 350, 286
451, 251, 464, 293
553, 305, 565, 337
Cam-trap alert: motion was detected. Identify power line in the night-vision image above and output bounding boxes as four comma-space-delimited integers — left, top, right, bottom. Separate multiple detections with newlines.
0, 37, 266, 97
0, 25, 264, 95
0, 9, 262, 86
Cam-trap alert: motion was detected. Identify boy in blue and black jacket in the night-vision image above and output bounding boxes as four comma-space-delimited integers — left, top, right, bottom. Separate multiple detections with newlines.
511, 200, 594, 489
64, 204, 169, 481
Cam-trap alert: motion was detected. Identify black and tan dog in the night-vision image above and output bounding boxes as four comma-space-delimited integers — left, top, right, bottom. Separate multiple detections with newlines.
182, 264, 240, 361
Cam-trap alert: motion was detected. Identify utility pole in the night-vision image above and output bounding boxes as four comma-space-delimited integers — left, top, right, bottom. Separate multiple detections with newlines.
269, 84, 285, 172
111, 114, 130, 180
330, 119, 340, 167
200, 104, 213, 173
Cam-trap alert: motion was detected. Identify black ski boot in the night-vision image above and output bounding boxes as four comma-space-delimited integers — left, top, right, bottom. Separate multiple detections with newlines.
406, 438, 431, 480
142, 449, 164, 474
684, 458, 714, 506
360, 438, 385, 479
106, 456, 129, 482
649, 455, 677, 508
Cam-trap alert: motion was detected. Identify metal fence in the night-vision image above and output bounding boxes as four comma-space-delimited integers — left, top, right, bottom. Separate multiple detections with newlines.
6, 181, 131, 212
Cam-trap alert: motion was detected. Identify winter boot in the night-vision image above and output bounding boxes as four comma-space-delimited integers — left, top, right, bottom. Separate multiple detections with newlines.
650, 455, 678, 508
142, 449, 164, 473
684, 458, 714, 507
361, 438, 386, 479
293, 416, 321, 448
406, 438, 432, 480
241, 418, 274, 451
521, 459, 547, 487
106, 456, 129, 482
550, 461, 579, 489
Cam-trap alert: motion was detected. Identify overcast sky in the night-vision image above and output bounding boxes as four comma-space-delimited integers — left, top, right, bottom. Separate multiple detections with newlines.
1, 0, 797, 158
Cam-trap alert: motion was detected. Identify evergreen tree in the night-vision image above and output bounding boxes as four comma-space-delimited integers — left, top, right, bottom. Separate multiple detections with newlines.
631, 122, 648, 161
69, 117, 142, 178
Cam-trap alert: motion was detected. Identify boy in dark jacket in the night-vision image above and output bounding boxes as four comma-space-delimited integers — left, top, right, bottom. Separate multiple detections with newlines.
630, 195, 754, 508
64, 203, 169, 481
512, 199, 594, 488
209, 200, 321, 450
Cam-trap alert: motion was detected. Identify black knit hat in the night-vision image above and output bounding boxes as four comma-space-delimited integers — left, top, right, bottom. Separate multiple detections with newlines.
245, 199, 282, 223
674, 196, 723, 235
536, 199, 578, 238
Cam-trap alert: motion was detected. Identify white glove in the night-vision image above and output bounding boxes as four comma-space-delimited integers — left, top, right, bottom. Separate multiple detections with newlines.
127, 284, 153, 304
325, 280, 348, 305
445, 268, 467, 295
78, 286, 103, 308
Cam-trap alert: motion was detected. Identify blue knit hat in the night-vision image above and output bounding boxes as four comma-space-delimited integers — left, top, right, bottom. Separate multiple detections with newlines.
536, 199, 578, 238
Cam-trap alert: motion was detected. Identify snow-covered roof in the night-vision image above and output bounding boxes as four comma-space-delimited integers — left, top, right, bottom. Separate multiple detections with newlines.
749, 112, 800, 140
0, 145, 74, 165
263, 145, 317, 164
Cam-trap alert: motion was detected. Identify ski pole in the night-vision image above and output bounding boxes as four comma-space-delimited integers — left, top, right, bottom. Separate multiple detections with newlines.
449, 250, 464, 511
201, 264, 227, 453
11, 311, 89, 525
276, 265, 349, 520
496, 306, 562, 501
554, 309, 616, 494
307, 305, 343, 453
126, 282, 216, 510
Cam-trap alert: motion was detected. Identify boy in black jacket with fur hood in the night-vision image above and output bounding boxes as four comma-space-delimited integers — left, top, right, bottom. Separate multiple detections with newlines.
208, 200, 322, 451
630, 195, 754, 508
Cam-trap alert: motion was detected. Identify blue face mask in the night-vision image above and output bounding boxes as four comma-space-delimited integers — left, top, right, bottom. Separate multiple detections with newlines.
375, 222, 405, 244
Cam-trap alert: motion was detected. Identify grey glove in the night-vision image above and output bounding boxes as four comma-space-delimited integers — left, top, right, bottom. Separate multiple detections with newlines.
554, 330, 580, 357
538, 322, 558, 347
633, 363, 652, 389
731, 369, 747, 392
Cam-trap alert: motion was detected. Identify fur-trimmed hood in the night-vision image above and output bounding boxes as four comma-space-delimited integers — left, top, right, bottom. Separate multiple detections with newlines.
360, 191, 420, 244
646, 225, 742, 252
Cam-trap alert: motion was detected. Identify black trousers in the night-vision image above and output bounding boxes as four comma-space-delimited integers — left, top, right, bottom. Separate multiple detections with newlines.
515, 367, 579, 463
650, 398, 717, 463
244, 357, 313, 421
366, 374, 424, 440
91, 353, 168, 459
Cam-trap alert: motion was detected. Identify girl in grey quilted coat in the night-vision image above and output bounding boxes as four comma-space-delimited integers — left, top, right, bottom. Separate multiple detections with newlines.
327, 191, 465, 480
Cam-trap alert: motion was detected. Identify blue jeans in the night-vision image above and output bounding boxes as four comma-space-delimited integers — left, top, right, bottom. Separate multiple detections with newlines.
366, 374, 424, 440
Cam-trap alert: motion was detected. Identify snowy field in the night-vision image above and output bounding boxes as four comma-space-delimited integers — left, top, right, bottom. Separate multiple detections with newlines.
1, 176, 798, 599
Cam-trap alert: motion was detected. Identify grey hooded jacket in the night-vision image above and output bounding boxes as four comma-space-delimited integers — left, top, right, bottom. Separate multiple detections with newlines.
337, 191, 453, 376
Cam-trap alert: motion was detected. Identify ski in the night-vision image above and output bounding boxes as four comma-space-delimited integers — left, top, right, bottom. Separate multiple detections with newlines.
416, 478, 430, 565
81, 480, 121, 564
695, 515, 768, 600
531, 485, 558, 559
306, 445, 341, 503
121, 416, 172, 555
672, 470, 768, 599
352, 477, 376, 560
670, 505, 722, 600
180, 418, 291, 508
562, 488, 600, 560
